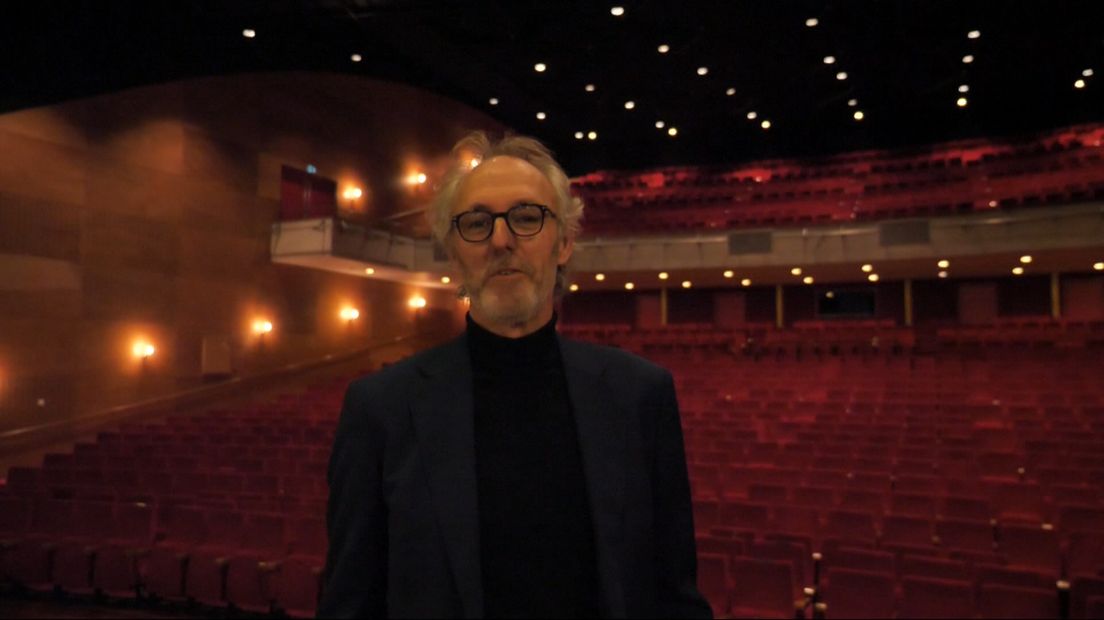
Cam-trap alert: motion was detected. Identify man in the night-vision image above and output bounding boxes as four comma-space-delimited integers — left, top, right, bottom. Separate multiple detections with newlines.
320, 132, 711, 619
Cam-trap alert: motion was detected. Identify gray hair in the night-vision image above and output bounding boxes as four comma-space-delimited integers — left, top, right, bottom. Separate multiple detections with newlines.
428, 131, 584, 298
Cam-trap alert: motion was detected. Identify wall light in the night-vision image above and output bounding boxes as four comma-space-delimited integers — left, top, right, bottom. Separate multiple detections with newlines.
861, 264, 874, 273
741, 278, 752, 287
937, 259, 950, 269
595, 273, 606, 281
791, 267, 803, 276
441, 276, 451, 284
342, 186, 363, 201
133, 342, 156, 359
868, 274, 880, 282
408, 296, 427, 309
569, 283, 580, 292
1020, 255, 1033, 264
252, 320, 274, 334
1093, 262, 1103, 271
365, 267, 375, 275
803, 276, 815, 284
340, 307, 360, 321
624, 282, 635, 290
723, 270, 734, 278
658, 272, 669, 280
1012, 267, 1025, 276
681, 281, 692, 289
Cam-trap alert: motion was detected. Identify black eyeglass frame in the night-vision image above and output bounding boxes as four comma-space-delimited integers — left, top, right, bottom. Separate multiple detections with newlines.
450, 203, 558, 242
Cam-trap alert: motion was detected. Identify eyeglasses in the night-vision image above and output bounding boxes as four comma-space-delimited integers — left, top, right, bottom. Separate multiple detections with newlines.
451, 203, 557, 242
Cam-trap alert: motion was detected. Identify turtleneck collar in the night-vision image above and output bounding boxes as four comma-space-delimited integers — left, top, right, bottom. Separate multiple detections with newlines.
466, 312, 561, 373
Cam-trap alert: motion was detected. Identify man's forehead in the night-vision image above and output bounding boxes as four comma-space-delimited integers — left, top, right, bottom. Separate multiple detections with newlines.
455, 156, 556, 210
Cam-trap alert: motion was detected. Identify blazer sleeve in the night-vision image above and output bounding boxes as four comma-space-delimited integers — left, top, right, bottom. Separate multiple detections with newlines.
651, 369, 714, 619
318, 379, 389, 619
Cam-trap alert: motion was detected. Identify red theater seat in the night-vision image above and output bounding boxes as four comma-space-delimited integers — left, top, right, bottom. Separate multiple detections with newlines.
899, 576, 976, 619
822, 568, 896, 619
978, 584, 1058, 619
728, 558, 801, 619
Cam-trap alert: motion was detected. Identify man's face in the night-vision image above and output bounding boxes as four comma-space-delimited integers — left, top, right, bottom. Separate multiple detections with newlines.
449, 156, 574, 331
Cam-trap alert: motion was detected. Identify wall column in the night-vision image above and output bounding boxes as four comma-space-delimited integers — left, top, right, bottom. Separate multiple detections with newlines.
660, 286, 669, 326
775, 284, 785, 329
904, 278, 914, 327
1051, 272, 1062, 319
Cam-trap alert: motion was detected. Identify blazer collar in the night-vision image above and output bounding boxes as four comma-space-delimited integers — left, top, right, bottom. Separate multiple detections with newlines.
410, 333, 628, 618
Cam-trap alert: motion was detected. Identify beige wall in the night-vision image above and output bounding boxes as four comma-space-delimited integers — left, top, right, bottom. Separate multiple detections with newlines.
0, 73, 499, 433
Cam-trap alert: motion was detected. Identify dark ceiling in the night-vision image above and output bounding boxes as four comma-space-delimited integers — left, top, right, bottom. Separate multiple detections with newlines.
4, 1, 1103, 176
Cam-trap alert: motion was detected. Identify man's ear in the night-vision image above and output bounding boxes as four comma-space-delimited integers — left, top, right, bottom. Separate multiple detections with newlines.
557, 231, 575, 266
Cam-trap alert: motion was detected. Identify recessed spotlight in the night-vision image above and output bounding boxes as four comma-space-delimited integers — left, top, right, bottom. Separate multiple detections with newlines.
587, 131, 598, 140
1094, 262, 1104, 271
585, 83, 596, 92
848, 98, 858, 107
1083, 69, 1094, 77
1020, 255, 1033, 264
968, 30, 981, 39
624, 100, 635, 110
803, 276, 815, 284
791, 267, 803, 276
937, 259, 950, 269
658, 272, 669, 280
723, 270, 734, 278
938, 270, 949, 279
1074, 79, 1086, 89
853, 110, 865, 121
823, 56, 836, 65
836, 71, 848, 80
747, 111, 758, 120
365, 267, 375, 275
610, 6, 625, 16
1012, 266, 1025, 275
569, 283, 579, 292
868, 274, 880, 282
667, 127, 678, 137
441, 276, 451, 284
761, 120, 771, 130
861, 264, 873, 273
806, 17, 819, 27
574, 131, 584, 140
682, 280, 692, 289
242, 28, 256, 38
534, 62, 547, 72
697, 67, 709, 76
726, 87, 736, 96
741, 278, 752, 286
657, 44, 670, 54
988, 200, 998, 208
957, 97, 968, 107
489, 97, 499, 105
959, 84, 970, 93
351, 53, 362, 63
624, 282, 635, 290
536, 112, 547, 120
655, 120, 665, 129
962, 54, 974, 64
595, 273, 606, 281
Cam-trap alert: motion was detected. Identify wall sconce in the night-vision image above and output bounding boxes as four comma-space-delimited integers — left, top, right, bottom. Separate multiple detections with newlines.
133, 341, 155, 369
342, 186, 363, 201
252, 320, 274, 335
340, 307, 360, 324
407, 295, 427, 310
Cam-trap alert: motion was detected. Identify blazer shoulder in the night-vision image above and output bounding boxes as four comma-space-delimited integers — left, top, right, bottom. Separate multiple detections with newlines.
559, 336, 670, 383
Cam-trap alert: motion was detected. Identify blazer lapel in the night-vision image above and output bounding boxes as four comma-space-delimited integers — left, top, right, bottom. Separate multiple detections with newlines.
409, 335, 484, 619
560, 337, 629, 618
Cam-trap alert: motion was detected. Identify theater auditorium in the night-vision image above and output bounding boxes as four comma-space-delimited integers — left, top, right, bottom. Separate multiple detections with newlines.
1, 2, 1103, 618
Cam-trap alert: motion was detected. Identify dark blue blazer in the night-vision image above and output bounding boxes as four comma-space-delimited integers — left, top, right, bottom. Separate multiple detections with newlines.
319, 333, 712, 619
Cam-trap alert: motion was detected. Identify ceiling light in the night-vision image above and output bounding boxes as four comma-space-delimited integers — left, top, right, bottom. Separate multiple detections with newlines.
938, 270, 949, 279
760, 120, 771, 129
658, 272, 669, 280
416, 173, 427, 184
741, 278, 752, 286
1083, 69, 1094, 77
667, 127, 678, 137
1094, 262, 1103, 271
682, 280, 692, 289
957, 97, 968, 107
697, 67, 709, 76
861, 264, 873, 273
585, 83, 596, 92
441, 276, 451, 284
937, 259, 950, 269
595, 273, 606, 281
1020, 255, 1033, 264
853, 110, 865, 121
574, 131, 584, 140
469, 158, 481, 168
747, 111, 758, 120
726, 87, 736, 96
988, 200, 998, 207
959, 84, 970, 93
848, 98, 858, 107
1074, 79, 1086, 89
803, 276, 815, 284
657, 44, 670, 54
351, 54, 362, 63
1012, 267, 1025, 275
624, 101, 635, 109
791, 267, 803, 276
624, 282, 635, 290
836, 71, 848, 80
962, 54, 974, 64
534, 62, 547, 72
489, 97, 499, 105
968, 30, 981, 39
655, 120, 665, 129
536, 112, 546, 120
365, 267, 375, 275
823, 56, 836, 65
587, 131, 598, 140
610, 6, 625, 16
806, 18, 819, 27
826, 291, 836, 299
569, 283, 579, 292
868, 274, 880, 282
242, 29, 256, 38
723, 270, 734, 278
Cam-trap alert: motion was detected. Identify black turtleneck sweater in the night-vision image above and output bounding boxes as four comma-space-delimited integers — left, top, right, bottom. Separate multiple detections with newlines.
466, 313, 601, 619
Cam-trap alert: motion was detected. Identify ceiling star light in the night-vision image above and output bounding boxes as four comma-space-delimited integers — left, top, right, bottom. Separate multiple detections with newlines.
723, 270, 734, 278
595, 273, 606, 281
806, 17, 819, 27
968, 30, 981, 39
823, 56, 836, 64
962, 54, 975, 64
747, 111, 758, 120
655, 120, 665, 129
741, 278, 752, 286
489, 97, 499, 105
610, 6, 625, 16
574, 131, 584, 140
624, 100, 635, 109
854, 110, 865, 121
697, 67, 709, 76
587, 131, 598, 140
957, 97, 968, 107
959, 84, 970, 93
658, 272, 669, 280
536, 112, 546, 120
1074, 79, 1086, 89
667, 127, 678, 136
861, 264, 873, 273
803, 276, 815, 284
624, 282, 634, 290
657, 44, 670, 54
726, 87, 736, 96
1012, 267, 1025, 275
585, 83, 596, 92
351, 53, 362, 62
868, 274, 880, 282
760, 120, 771, 129
242, 28, 256, 38
836, 71, 848, 80
682, 280, 692, 289
534, 62, 547, 72
848, 98, 858, 107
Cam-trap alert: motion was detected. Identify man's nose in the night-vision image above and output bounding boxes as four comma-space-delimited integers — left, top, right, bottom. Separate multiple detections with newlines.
488, 216, 516, 250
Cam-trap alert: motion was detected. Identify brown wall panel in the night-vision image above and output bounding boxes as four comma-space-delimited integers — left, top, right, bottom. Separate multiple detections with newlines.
0, 192, 83, 261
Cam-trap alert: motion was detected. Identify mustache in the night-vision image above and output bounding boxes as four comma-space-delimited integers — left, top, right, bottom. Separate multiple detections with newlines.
483, 258, 531, 279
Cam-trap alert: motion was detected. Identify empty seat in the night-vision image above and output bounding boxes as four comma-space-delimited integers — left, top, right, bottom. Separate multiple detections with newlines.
935, 518, 995, 553
728, 558, 800, 619
696, 552, 729, 617
978, 583, 1058, 619
900, 576, 976, 619
823, 568, 896, 619
998, 524, 1060, 575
